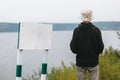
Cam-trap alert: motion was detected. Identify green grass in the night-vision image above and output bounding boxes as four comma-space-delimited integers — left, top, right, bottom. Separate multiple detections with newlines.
22, 47, 120, 80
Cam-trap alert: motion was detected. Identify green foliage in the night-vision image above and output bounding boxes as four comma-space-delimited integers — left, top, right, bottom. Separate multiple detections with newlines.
23, 47, 120, 80
99, 47, 120, 80
47, 61, 77, 80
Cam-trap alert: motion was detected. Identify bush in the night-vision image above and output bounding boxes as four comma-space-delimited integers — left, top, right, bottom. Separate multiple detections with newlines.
47, 61, 77, 80
23, 47, 120, 80
99, 47, 120, 80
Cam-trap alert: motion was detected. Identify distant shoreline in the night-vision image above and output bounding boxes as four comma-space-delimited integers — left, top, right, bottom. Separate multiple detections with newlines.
0, 22, 120, 32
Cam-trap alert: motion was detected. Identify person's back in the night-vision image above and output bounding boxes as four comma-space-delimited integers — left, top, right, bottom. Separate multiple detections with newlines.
70, 10, 104, 80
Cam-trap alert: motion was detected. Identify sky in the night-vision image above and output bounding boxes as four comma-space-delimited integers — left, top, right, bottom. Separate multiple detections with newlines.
0, 0, 120, 23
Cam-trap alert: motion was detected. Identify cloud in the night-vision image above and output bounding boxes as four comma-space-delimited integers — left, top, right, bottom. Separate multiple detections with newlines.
0, 0, 120, 22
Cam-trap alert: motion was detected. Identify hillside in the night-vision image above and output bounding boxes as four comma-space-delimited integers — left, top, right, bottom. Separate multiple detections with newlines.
0, 23, 18, 32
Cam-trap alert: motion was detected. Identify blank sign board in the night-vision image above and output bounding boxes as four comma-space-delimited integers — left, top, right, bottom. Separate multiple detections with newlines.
18, 22, 53, 50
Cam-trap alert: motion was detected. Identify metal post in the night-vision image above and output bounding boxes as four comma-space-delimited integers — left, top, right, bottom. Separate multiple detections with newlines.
41, 49, 49, 80
16, 49, 23, 80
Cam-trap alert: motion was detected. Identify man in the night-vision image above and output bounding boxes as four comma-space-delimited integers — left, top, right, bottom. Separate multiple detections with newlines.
70, 10, 104, 80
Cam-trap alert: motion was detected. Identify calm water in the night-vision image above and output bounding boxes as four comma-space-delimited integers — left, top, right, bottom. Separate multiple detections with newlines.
0, 31, 120, 80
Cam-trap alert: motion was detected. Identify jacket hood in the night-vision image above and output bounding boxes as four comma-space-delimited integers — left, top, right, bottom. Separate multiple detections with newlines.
78, 22, 93, 30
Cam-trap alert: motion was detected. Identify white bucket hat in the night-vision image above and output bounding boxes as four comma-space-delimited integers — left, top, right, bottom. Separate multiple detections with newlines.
81, 10, 93, 22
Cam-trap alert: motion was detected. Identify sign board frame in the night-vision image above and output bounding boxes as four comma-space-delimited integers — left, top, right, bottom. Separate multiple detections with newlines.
17, 22, 53, 50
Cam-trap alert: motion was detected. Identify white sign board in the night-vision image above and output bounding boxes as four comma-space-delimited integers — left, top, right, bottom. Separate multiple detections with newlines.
18, 22, 53, 50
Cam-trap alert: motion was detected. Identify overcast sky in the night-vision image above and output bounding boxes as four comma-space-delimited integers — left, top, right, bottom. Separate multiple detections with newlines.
0, 0, 120, 23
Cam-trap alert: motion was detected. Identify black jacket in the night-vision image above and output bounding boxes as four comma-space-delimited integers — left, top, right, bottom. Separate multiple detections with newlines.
70, 22, 104, 67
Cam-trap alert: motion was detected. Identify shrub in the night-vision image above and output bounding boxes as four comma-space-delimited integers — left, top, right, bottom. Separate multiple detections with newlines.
23, 47, 120, 80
